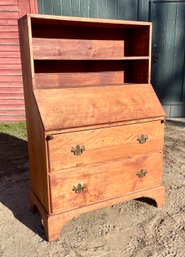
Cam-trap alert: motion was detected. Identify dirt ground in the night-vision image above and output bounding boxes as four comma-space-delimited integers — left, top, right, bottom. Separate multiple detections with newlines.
0, 120, 185, 257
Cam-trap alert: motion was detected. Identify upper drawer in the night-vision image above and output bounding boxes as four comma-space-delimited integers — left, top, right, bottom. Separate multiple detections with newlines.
47, 120, 164, 172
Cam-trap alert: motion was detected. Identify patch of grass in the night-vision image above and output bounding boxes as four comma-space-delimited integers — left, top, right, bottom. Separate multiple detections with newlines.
0, 122, 27, 140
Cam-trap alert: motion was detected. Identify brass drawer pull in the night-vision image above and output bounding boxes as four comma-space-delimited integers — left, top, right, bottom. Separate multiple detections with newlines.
71, 145, 85, 156
137, 134, 148, 144
137, 169, 147, 178
72, 183, 86, 194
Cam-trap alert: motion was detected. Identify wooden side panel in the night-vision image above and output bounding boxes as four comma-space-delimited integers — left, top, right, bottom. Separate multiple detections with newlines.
0, 0, 18, 4
34, 84, 165, 131
32, 38, 124, 60
18, 16, 49, 213
49, 152, 163, 213
35, 71, 124, 88
48, 120, 164, 172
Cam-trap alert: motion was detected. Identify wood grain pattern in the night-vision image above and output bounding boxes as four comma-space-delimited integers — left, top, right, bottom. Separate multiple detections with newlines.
30, 185, 165, 241
49, 152, 163, 213
35, 71, 124, 88
30, 14, 152, 27
33, 38, 124, 60
18, 16, 49, 212
48, 120, 164, 172
19, 14, 165, 242
34, 84, 165, 131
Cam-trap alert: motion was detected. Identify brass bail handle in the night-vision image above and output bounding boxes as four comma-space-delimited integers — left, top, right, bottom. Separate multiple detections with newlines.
137, 169, 147, 178
137, 134, 148, 144
72, 183, 86, 194
71, 145, 85, 156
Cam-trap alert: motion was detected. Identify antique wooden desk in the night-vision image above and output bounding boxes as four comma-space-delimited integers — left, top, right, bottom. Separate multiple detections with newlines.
19, 14, 165, 241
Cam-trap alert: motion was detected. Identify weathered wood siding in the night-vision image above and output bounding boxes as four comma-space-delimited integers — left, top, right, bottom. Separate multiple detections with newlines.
0, 0, 37, 122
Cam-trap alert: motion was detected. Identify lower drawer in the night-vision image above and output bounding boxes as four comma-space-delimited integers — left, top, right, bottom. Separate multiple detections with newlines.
49, 152, 163, 214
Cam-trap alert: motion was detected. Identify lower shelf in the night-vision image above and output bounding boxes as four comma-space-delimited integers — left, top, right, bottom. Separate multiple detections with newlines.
29, 185, 165, 241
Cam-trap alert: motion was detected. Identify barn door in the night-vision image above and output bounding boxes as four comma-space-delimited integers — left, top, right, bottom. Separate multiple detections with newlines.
150, 0, 185, 117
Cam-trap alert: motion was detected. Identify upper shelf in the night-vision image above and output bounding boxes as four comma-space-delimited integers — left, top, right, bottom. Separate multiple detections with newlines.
32, 24, 150, 60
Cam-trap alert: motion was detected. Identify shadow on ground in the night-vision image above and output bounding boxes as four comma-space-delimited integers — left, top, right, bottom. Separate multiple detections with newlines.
0, 133, 45, 240
166, 119, 185, 127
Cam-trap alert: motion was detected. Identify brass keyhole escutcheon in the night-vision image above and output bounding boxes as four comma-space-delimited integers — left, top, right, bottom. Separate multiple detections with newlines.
137, 134, 148, 144
72, 183, 86, 194
71, 145, 85, 156
137, 169, 147, 178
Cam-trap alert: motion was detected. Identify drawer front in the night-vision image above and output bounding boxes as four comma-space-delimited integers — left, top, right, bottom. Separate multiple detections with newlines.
49, 152, 163, 214
48, 120, 164, 172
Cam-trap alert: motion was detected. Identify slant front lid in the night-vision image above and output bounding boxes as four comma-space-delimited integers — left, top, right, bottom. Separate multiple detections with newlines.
34, 84, 165, 131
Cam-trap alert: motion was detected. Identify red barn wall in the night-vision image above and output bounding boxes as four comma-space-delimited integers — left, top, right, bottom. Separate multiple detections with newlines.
0, 0, 37, 122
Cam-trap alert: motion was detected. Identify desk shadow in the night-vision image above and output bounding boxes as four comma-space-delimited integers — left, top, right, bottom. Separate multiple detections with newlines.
0, 133, 45, 240
166, 119, 185, 127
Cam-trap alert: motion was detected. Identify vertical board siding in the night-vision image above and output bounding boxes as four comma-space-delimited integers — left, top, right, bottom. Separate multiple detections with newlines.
151, 0, 185, 117
71, 0, 80, 17
80, 0, 89, 17
38, 0, 139, 20
174, 3, 185, 104
89, 0, 98, 18
61, 0, 71, 16
53, 0, 61, 16
107, 0, 117, 19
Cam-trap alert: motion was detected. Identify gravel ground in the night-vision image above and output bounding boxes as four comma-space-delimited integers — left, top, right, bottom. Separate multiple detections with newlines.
0, 120, 185, 257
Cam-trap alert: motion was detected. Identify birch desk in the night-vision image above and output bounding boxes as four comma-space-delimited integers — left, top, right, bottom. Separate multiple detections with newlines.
19, 14, 165, 241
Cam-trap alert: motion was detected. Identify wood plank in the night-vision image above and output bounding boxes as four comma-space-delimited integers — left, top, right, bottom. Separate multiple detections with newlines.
0, 38, 19, 44
0, 109, 25, 115
0, 69, 22, 75
0, 115, 25, 121
47, 117, 165, 135
32, 38, 124, 60
0, 51, 20, 57
0, 31, 19, 38
49, 152, 163, 213
34, 84, 165, 131
0, 0, 18, 4
29, 13, 152, 27
0, 92, 23, 98
0, 25, 18, 31
0, 103, 25, 109
35, 71, 124, 88
48, 120, 164, 172
0, 19, 18, 25
0, 81, 22, 86
0, 63, 21, 69
0, 75, 22, 81
0, 45, 20, 51
0, 11, 19, 19
0, 57, 21, 64
0, 99, 24, 105
0, 5, 19, 11
0, 86, 23, 93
